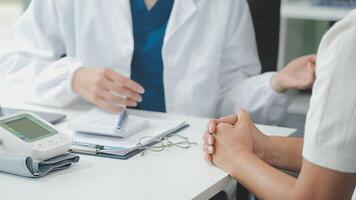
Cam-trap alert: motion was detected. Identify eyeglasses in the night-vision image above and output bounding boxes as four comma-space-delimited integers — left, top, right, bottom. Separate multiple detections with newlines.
137, 134, 198, 156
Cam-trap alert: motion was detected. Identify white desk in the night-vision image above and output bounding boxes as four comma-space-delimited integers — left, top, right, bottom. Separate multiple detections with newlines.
0, 98, 296, 200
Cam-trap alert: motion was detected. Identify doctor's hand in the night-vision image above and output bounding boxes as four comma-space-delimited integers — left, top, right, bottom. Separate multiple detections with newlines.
271, 54, 316, 93
72, 67, 145, 112
203, 109, 267, 174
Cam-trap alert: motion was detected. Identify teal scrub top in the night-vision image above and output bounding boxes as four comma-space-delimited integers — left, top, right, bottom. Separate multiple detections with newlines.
130, 0, 174, 112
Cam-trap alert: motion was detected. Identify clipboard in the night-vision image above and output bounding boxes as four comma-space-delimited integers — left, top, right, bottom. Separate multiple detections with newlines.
70, 122, 190, 160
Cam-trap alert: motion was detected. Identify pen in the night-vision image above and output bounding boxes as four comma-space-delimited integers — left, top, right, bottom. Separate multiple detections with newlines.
116, 109, 128, 130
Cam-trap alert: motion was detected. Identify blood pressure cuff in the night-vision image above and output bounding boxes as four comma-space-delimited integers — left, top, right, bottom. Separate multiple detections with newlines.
0, 153, 80, 177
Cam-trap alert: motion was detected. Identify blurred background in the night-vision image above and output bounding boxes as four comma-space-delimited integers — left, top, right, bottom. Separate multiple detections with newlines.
0, 0, 354, 136
0, 0, 28, 46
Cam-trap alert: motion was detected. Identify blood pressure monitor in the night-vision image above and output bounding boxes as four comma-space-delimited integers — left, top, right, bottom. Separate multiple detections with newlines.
0, 112, 72, 160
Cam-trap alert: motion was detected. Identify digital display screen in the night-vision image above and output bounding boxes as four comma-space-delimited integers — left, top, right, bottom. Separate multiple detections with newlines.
1, 116, 57, 142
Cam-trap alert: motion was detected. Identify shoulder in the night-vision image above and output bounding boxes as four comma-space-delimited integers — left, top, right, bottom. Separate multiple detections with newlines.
318, 10, 356, 53
343, 9, 356, 25
316, 10, 356, 75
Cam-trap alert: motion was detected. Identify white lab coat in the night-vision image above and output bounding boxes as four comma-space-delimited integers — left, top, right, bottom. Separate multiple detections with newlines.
0, 0, 289, 124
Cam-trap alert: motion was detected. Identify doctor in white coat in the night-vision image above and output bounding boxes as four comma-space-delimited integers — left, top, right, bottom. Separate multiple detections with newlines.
0, 0, 315, 124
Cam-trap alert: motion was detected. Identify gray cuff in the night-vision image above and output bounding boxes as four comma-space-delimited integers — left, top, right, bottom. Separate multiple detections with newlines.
0, 153, 80, 178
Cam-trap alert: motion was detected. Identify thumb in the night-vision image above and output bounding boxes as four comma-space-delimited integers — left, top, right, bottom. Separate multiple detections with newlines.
235, 108, 251, 126
219, 114, 239, 125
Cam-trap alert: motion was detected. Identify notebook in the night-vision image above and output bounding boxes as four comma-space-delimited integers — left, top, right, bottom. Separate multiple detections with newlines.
67, 108, 189, 160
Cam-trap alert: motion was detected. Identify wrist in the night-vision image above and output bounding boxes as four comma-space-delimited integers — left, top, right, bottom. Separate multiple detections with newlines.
253, 134, 270, 162
230, 150, 257, 178
72, 67, 85, 94
271, 73, 287, 93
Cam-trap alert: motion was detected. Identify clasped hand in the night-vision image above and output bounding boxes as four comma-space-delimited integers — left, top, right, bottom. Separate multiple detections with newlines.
202, 109, 266, 174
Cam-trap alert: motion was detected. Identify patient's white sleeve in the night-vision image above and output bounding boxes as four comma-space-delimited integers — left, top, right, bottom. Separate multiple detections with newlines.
302, 11, 356, 173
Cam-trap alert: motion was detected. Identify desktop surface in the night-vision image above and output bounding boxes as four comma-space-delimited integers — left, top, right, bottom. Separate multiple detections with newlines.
0, 99, 296, 200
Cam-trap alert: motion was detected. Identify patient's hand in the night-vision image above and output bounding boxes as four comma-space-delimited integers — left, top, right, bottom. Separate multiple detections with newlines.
271, 54, 316, 93
203, 109, 266, 174
72, 67, 145, 112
